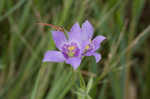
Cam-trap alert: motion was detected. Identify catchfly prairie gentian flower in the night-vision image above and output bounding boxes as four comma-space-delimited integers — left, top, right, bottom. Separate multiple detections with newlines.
43, 20, 106, 69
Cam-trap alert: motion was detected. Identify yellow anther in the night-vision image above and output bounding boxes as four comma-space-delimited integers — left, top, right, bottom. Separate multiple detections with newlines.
85, 45, 90, 50
68, 46, 75, 51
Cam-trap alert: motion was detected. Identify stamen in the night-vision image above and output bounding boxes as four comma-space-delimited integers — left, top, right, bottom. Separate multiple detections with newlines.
83, 43, 94, 54
85, 45, 90, 50
68, 46, 76, 51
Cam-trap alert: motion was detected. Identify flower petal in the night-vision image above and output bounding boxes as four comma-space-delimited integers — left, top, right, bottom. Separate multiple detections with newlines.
68, 22, 82, 43
81, 40, 91, 53
66, 57, 81, 69
85, 52, 93, 56
81, 20, 94, 40
43, 51, 65, 62
92, 35, 106, 51
51, 31, 67, 50
93, 53, 101, 63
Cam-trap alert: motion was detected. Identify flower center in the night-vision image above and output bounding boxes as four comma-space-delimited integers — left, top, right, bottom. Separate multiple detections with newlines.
68, 46, 76, 51
84, 43, 94, 52
85, 45, 90, 50
61, 42, 80, 58
67, 45, 76, 57
83, 43, 94, 54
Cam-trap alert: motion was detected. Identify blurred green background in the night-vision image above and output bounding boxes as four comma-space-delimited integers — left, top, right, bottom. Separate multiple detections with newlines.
0, 0, 150, 99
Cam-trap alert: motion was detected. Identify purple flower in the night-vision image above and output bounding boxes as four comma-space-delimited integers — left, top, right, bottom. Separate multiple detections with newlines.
81, 21, 106, 63
43, 20, 106, 69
